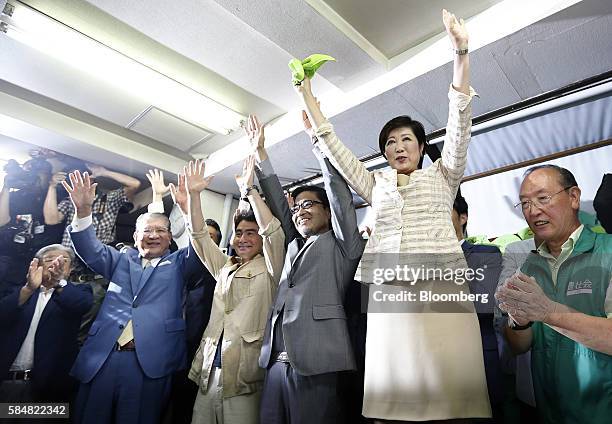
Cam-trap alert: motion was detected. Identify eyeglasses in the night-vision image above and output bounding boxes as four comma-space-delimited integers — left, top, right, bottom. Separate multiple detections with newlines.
290, 199, 324, 215
514, 186, 574, 211
142, 227, 169, 235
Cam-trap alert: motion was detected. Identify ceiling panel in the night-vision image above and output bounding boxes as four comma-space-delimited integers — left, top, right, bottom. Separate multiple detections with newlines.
127, 107, 214, 151
323, 0, 502, 58
214, 0, 386, 90
84, 0, 333, 112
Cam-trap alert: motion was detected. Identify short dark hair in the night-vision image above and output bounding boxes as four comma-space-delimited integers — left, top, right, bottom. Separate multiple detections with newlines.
453, 192, 469, 234
233, 209, 257, 231
524, 164, 578, 189
205, 219, 222, 245
378, 116, 427, 168
290, 185, 330, 209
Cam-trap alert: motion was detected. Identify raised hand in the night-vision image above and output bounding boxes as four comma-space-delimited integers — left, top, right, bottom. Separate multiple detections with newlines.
26, 258, 43, 291
85, 163, 107, 178
61, 171, 97, 217
442, 9, 468, 50
146, 169, 170, 197
184, 160, 214, 194
246, 114, 266, 157
169, 173, 188, 215
235, 155, 256, 192
293, 75, 314, 99
49, 172, 67, 187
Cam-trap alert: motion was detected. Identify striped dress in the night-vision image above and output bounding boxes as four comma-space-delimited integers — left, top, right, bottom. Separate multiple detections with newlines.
314, 85, 492, 421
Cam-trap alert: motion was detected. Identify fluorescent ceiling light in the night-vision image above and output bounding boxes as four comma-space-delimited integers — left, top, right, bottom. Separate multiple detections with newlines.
0, 1, 245, 135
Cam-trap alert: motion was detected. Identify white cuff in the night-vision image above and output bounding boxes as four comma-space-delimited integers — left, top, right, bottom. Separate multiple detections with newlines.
72, 215, 93, 232
148, 200, 165, 214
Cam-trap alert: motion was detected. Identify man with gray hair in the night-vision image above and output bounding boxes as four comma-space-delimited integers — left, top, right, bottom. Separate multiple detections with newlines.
0, 244, 93, 404
497, 164, 612, 424
62, 170, 204, 424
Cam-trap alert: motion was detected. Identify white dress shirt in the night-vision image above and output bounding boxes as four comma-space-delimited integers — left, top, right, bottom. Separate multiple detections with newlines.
10, 280, 67, 371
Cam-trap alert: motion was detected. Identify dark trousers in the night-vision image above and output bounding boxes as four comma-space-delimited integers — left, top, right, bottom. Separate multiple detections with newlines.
73, 350, 171, 424
260, 361, 339, 424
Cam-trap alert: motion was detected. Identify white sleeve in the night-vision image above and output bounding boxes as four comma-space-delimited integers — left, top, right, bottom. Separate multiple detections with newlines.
71, 214, 93, 232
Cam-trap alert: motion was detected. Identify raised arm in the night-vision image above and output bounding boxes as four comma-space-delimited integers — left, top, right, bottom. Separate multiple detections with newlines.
251, 116, 300, 243
146, 169, 170, 213
440, 9, 475, 187
61, 171, 123, 278
294, 78, 375, 204
315, 147, 363, 260
87, 163, 141, 199
177, 160, 227, 279
236, 141, 285, 279
43, 172, 67, 225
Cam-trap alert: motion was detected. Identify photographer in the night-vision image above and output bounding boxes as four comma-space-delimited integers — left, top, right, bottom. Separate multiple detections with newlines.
44, 163, 141, 250
0, 158, 65, 290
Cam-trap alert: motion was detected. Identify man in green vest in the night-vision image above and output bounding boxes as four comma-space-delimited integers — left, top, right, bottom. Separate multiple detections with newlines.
496, 164, 612, 424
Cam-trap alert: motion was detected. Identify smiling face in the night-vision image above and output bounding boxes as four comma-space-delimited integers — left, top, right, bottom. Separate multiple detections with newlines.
384, 126, 424, 175
519, 168, 581, 246
134, 216, 172, 259
291, 190, 331, 238
231, 220, 262, 262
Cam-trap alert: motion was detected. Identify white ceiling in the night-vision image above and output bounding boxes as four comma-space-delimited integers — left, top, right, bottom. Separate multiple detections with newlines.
1, 0, 611, 197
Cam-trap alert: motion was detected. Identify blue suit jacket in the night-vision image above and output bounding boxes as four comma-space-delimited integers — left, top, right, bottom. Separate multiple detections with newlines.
69, 225, 202, 383
0, 283, 92, 395
461, 240, 503, 405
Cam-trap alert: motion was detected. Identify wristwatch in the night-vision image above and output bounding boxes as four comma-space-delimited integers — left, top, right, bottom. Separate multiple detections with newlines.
240, 185, 259, 200
508, 319, 533, 330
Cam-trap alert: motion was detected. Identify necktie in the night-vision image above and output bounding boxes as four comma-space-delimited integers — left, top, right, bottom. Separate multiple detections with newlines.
117, 259, 151, 346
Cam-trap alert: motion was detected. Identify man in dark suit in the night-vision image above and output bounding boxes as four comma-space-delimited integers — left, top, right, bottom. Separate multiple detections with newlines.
253, 137, 364, 424
0, 244, 92, 404
61, 171, 203, 424
452, 192, 504, 422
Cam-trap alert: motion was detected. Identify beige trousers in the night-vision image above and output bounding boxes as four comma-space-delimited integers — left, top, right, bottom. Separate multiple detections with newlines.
191, 367, 261, 424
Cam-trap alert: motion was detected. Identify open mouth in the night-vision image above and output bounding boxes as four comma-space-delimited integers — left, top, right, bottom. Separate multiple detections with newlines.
395, 155, 408, 163
297, 217, 311, 226
534, 220, 550, 227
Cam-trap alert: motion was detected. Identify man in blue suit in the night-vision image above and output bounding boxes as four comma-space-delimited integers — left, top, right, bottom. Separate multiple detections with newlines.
452, 192, 504, 422
62, 171, 203, 424
0, 244, 92, 403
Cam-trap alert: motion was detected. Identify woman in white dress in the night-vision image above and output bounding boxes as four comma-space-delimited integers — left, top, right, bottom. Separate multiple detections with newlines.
294, 9, 491, 423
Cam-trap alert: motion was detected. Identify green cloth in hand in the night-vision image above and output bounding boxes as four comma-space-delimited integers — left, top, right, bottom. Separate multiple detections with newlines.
289, 54, 335, 85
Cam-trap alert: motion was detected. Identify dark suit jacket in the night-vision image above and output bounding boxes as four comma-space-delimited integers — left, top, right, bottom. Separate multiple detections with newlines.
257, 148, 364, 376
69, 225, 202, 383
0, 283, 92, 396
461, 240, 503, 405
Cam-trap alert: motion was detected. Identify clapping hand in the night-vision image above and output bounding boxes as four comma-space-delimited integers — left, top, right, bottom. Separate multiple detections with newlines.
26, 258, 43, 291
442, 9, 468, 50
61, 171, 97, 216
496, 272, 557, 324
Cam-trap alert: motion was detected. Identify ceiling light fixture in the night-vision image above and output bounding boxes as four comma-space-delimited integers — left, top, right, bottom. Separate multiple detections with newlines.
0, 1, 245, 135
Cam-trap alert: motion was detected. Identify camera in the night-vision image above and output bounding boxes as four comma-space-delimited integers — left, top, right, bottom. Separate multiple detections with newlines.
3, 158, 52, 189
